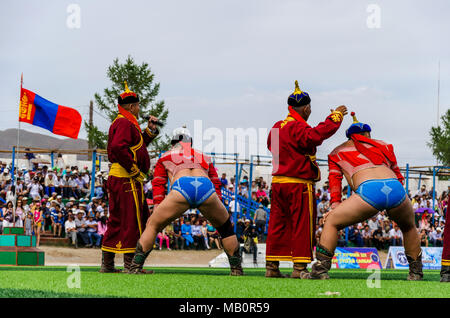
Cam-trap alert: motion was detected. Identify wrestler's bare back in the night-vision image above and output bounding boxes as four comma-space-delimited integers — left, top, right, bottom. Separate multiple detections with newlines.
168, 168, 208, 185
339, 139, 398, 190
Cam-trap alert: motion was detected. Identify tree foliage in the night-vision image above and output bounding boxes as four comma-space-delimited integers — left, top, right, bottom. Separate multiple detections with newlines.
427, 108, 450, 166
85, 55, 170, 155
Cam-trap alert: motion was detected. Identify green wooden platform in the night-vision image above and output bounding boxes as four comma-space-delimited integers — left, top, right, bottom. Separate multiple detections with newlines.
0, 227, 45, 266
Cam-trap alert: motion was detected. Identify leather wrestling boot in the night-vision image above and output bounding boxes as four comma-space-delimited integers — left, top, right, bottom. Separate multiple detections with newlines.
123, 253, 135, 273
227, 248, 244, 276
406, 251, 423, 281
99, 251, 121, 273
291, 262, 309, 279
126, 242, 154, 274
440, 265, 450, 282
304, 245, 333, 280
265, 261, 288, 278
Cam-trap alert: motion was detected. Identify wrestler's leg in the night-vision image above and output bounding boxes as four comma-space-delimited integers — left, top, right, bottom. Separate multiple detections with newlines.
139, 190, 190, 252
198, 194, 243, 275
320, 194, 378, 252
197, 194, 238, 257
306, 194, 378, 279
386, 196, 423, 280
386, 197, 420, 257
128, 191, 190, 274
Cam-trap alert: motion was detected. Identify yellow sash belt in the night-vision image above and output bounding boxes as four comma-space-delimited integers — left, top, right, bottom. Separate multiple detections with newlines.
109, 163, 131, 178
271, 176, 314, 184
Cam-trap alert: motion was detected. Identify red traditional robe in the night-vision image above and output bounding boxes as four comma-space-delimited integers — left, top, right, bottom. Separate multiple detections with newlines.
101, 108, 158, 254
266, 107, 343, 263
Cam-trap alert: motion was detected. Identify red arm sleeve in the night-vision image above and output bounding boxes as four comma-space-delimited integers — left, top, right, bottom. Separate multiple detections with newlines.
152, 159, 168, 205
208, 163, 222, 201
328, 154, 343, 205
109, 119, 140, 177
387, 144, 404, 185
142, 127, 159, 147
293, 114, 343, 149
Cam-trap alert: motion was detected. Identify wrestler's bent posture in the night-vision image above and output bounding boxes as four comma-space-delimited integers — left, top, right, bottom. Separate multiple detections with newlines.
128, 126, 243, 275
307, 112, 423, 280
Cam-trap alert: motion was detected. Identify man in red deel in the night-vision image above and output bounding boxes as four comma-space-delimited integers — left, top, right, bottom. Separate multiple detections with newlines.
265, 80, 347, 278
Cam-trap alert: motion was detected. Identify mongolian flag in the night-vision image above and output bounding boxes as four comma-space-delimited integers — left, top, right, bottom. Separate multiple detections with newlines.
19, 88, 82, 139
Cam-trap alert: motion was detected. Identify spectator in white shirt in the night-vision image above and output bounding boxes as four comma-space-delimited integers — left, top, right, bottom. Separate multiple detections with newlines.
368, 216, 379, 234
65, 214, 77, 248
28, 177, 43, 199
429, 227, 443, 247
389, 225, 403, 246
229, 196, 240, 215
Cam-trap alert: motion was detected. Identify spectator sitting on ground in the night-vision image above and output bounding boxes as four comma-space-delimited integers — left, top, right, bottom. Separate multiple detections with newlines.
361, 225, 372, 247
372, 227, 384, 250
157, 227, 171, 250
242, 219, 258, 264
429, 227, 443, 247
191, 219, 205, 250
389, 224, 403, 246
75, 212, 90, 247
181, 219, 194, 249
206, 220, 221, 249
65, 214, 77, 248
419, 229, 428, 247
172, 218, 185, 250
85, 215, 101, 248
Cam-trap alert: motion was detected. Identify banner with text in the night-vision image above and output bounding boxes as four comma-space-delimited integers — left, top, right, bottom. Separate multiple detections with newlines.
385, 246, 443, 270
332, 247, 382, 269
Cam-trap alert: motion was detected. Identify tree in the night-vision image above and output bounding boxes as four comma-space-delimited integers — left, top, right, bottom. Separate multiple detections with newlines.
85, 55, 170, 155
428, 108, 450, 165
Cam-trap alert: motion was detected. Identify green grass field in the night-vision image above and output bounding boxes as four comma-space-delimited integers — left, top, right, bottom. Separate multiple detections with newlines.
0, 267, 448, 298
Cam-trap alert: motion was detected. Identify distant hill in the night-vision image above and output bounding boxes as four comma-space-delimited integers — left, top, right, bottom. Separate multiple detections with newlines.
0, 129, 89, 159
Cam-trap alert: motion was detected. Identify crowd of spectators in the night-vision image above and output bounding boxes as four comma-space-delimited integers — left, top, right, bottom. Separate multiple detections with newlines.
0, 160, 108, 248
0, 157, 448, 253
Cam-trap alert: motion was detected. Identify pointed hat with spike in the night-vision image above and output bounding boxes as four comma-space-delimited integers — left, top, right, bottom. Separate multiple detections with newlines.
287, 80, 311, 107
345, 112, 372, 138
118, 81, 140, 105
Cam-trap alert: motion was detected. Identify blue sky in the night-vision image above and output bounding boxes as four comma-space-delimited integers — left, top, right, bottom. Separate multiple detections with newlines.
1, 0, 449, 166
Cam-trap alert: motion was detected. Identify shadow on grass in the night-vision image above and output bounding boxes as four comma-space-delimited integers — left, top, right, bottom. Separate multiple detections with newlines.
0, 287, 116, 298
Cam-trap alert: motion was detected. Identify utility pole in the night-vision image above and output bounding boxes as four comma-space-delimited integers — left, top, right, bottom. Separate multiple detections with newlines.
88, 100, 93, 159
436, 61, 440, 166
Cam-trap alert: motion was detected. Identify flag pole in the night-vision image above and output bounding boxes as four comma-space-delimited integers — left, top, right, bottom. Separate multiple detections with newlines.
13, 73, 23, 225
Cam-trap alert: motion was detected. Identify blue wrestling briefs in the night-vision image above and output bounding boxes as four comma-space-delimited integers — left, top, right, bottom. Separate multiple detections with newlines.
171, 176, 216, 208
355, 178, 406, 211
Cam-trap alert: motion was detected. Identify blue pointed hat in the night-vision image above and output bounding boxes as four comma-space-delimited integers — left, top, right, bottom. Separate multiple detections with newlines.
346, 112, 371, 138
287, 80, 311, 107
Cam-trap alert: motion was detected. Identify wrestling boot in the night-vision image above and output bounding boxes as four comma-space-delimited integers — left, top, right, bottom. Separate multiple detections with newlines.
99, 251, 121, 273
265, 261, 288, 278
123, 253, 135, 273
291, 262, 309, 279
304, 245, 333, 280
227, 248, 244, 276
440, 265, 450, 283
406, 251, 423, 281
126, 242, 154, 274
